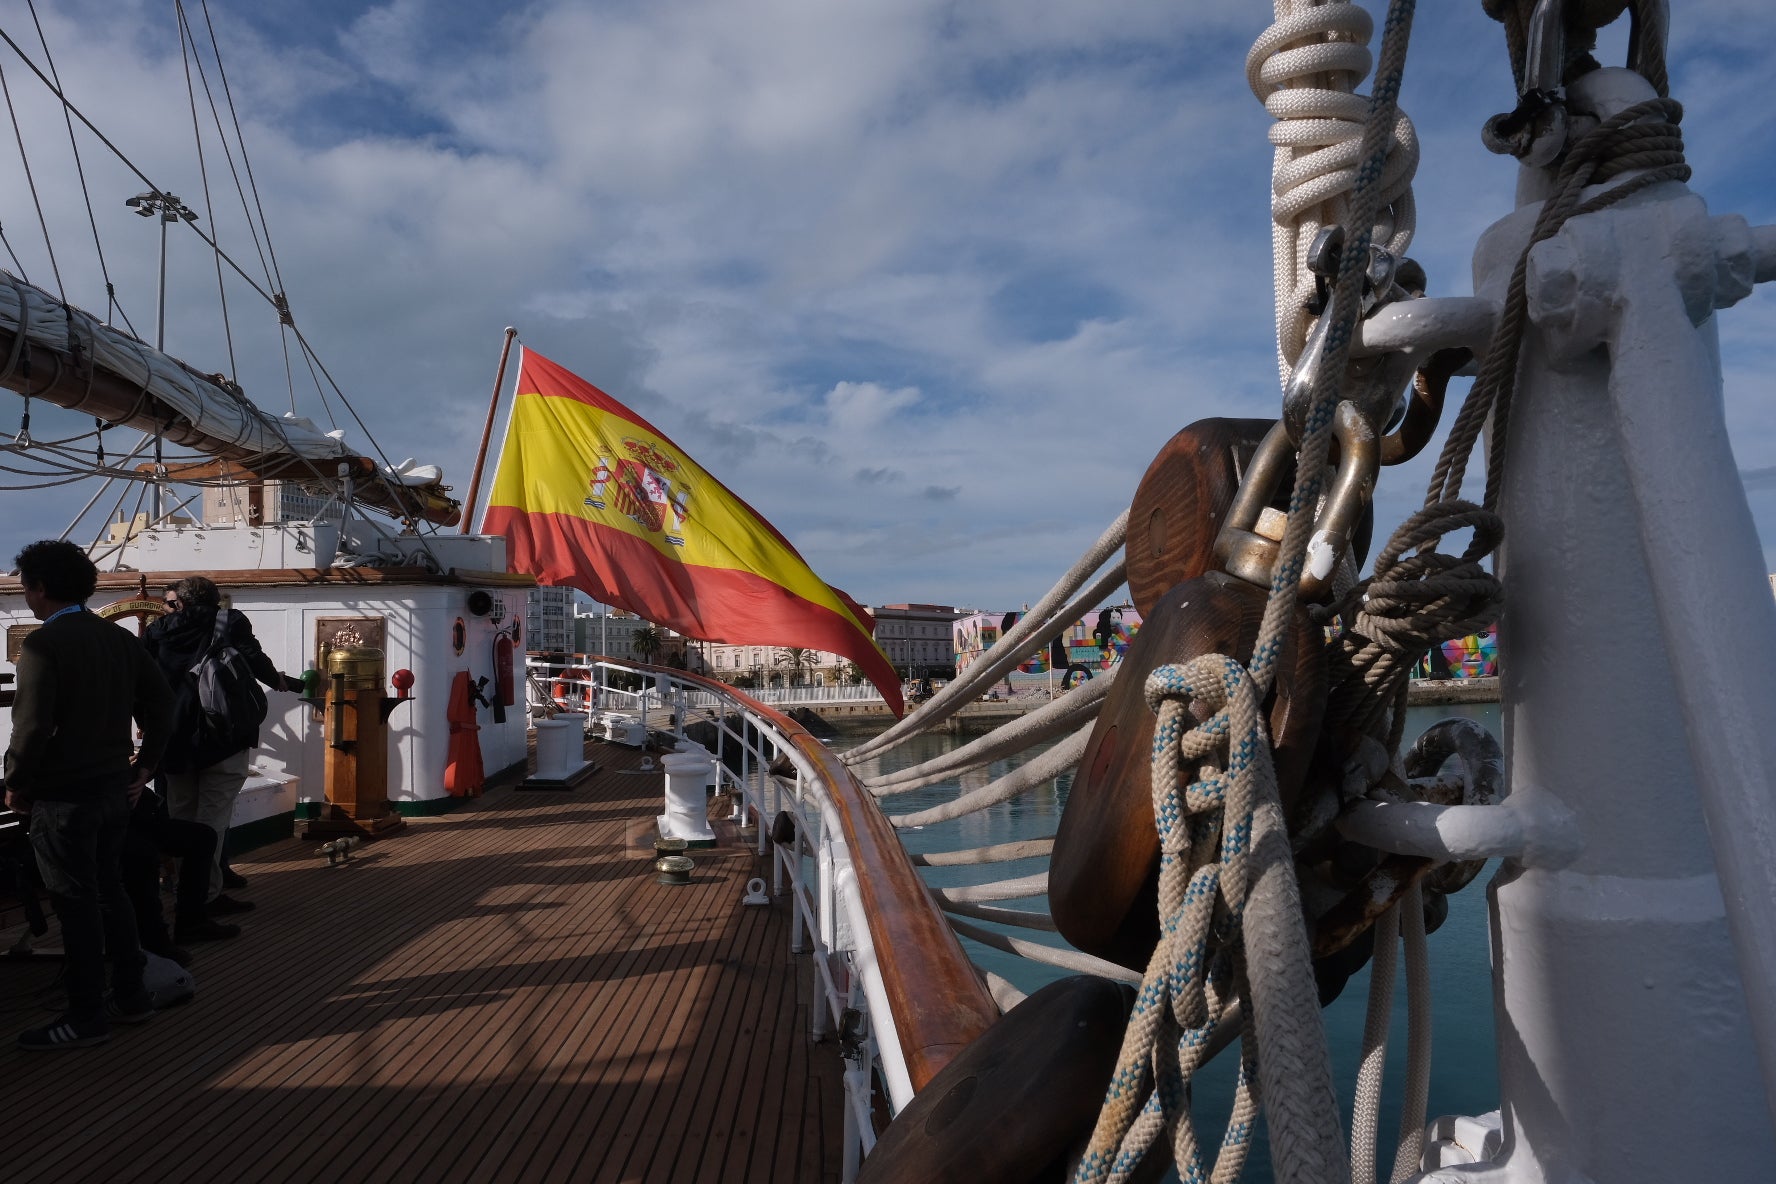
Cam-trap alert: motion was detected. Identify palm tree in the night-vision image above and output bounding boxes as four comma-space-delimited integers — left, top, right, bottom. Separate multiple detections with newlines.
634, 625, 662, 664
775, 646, 814, 686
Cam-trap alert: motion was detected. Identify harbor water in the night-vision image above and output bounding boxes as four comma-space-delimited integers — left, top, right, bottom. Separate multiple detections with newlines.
835, 702, 1501, 1182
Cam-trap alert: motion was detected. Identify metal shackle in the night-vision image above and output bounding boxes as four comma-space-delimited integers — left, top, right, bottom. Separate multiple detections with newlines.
1213, 402, 1379, 602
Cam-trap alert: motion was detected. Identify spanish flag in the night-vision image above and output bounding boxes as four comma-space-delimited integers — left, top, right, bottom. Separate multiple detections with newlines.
483, 349, 904, 717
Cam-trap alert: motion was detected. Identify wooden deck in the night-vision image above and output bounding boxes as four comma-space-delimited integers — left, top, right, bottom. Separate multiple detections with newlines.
0, 742, 846, 1183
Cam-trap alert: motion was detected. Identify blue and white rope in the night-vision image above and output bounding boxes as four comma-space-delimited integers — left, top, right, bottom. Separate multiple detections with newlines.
1073, 655, 1265, 1184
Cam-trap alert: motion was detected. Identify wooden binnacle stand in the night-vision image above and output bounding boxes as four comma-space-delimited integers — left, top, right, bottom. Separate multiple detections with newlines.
301, 644, 411, 841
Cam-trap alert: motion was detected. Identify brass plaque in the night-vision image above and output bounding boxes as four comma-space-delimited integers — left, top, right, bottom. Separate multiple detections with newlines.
7, 623, 41, 662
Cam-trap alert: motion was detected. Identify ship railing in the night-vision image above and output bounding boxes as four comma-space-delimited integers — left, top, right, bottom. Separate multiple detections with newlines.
523, 655, 996, 1177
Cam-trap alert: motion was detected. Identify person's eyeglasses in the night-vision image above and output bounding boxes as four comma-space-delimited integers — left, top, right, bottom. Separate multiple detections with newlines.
164, 597, 181, 608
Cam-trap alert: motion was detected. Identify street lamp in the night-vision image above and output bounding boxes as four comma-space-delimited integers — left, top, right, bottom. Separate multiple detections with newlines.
124, 191, 198, 352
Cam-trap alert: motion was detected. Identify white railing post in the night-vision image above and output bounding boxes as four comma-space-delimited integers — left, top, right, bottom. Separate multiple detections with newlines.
812, 803, 833, 1043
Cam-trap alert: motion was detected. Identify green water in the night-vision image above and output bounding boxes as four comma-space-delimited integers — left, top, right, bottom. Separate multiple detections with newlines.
833, 702, 1502, 1182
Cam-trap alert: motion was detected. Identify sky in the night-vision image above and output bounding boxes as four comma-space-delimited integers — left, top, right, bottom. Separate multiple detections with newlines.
0, 0, 1772, 611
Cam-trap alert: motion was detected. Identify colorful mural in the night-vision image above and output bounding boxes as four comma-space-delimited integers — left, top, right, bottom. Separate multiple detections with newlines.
1411, 623, 1499, 680
953, 605, 1143, 677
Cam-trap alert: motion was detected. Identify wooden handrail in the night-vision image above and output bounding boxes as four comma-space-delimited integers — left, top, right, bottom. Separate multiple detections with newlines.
619, 661, 999, 1089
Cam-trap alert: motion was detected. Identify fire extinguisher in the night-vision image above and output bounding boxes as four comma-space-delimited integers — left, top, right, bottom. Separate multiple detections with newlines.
492, 633, 516, 723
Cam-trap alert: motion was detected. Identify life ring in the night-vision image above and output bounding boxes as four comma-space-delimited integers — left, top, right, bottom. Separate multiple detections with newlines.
553, 667, 593, 711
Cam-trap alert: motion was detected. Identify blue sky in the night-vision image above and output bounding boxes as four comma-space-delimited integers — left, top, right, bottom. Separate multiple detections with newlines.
1, 0, 1772, 609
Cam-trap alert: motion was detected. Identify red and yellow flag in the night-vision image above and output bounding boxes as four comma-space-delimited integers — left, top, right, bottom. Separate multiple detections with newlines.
483, 349, 904, 716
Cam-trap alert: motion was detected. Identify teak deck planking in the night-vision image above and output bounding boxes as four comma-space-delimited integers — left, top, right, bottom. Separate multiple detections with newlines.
0, 741, 845, 1183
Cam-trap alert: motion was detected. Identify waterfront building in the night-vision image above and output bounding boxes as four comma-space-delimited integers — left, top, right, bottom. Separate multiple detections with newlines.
201, 480, 334, 524
873, 603, 966, 680
527, 585, 576, 654
702, 602, 965, 687
573, 608, 651, 661
703, 641, 843, 686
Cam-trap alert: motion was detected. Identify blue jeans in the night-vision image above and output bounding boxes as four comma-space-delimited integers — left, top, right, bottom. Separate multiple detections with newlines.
30, 793, 145, 1019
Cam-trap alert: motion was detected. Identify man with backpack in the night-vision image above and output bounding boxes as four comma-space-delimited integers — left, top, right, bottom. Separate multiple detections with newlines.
143, 576, 304, 917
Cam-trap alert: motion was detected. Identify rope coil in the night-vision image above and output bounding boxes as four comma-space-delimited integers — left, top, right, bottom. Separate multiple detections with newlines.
1249, 0, 1419, 384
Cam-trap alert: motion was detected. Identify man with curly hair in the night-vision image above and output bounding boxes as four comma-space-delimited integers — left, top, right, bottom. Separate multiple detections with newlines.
4, 540, 171, 1049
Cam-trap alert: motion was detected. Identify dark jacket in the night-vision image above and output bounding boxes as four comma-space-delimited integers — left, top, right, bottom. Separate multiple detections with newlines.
143, 605, 287, 773
4, 608, 172, 801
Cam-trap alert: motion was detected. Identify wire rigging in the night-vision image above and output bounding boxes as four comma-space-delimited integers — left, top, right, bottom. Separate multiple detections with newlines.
0, 15, 440, 536
26, 0, 138, 337
0, 55, 63, 301
175, 0, 238, 382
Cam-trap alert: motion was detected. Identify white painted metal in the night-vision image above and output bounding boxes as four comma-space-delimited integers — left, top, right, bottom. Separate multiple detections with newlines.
1335, 790, 1580, 869
1413, 66, 1776, 1182
0, 560, 531, 832
531, 717, 579, 780
658, 750, 716, 842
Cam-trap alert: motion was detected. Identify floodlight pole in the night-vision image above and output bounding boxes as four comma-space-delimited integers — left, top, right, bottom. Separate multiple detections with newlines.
126, 190, 197, 522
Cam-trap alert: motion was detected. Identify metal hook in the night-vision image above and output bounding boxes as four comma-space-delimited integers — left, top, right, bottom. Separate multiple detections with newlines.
1483, 0, 1569, 166
1284, 227, 1421, 448
1215, 403, 1380, 603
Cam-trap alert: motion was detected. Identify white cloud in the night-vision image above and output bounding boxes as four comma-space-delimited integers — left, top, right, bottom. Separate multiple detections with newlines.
1, 0, 1773, 606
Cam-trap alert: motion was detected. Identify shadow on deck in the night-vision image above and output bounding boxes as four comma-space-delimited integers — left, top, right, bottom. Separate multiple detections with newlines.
0, 742, 844, 1183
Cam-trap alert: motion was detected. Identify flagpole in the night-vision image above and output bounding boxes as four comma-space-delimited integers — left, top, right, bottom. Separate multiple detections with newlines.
459, 326, 519, 534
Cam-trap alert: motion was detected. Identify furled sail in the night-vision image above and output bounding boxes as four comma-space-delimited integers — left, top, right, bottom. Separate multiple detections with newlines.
0, 269, 460, 526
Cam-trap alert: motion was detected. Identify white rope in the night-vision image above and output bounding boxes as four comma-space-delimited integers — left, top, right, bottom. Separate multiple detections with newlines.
932, 872, 1049, 904
1247, 1, 1418, 384
1391, 882, 1432, 1183
843, 510, 1127, 764
937, 898, 1060, 932
888, 725, 1090, 828
981, 969, 1028, 1013
867, 673, 1112, 795
1351, 903, 1400, 1184
948, 916, 1143, 985
910, 837, 1055, 866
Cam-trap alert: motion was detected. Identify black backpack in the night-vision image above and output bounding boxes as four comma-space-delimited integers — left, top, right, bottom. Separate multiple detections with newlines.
189, 609, 269, 752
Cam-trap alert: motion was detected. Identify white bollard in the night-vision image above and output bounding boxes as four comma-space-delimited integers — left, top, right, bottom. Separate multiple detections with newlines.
533, 719, 575, 780
658, 750, 716, 843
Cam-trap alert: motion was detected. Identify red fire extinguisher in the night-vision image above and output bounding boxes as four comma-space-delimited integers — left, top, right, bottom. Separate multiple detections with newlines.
492, 632, 517, 713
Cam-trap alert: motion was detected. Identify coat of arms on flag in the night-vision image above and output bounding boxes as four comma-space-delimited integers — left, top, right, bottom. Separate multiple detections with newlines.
485, 347, 903, 716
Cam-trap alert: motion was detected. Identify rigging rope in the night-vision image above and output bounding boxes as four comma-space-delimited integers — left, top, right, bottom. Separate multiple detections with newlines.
0, 21, 432, 528
1076, 657, 1264, 1184
1078, 6, 1426, 1181
844, 512, 1128, 764
0, 55, 63, 302
26, 0, 137, 338
176, 0, 239, 383
1325, 96, 1690, 760
1248, 0, 1418, 386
